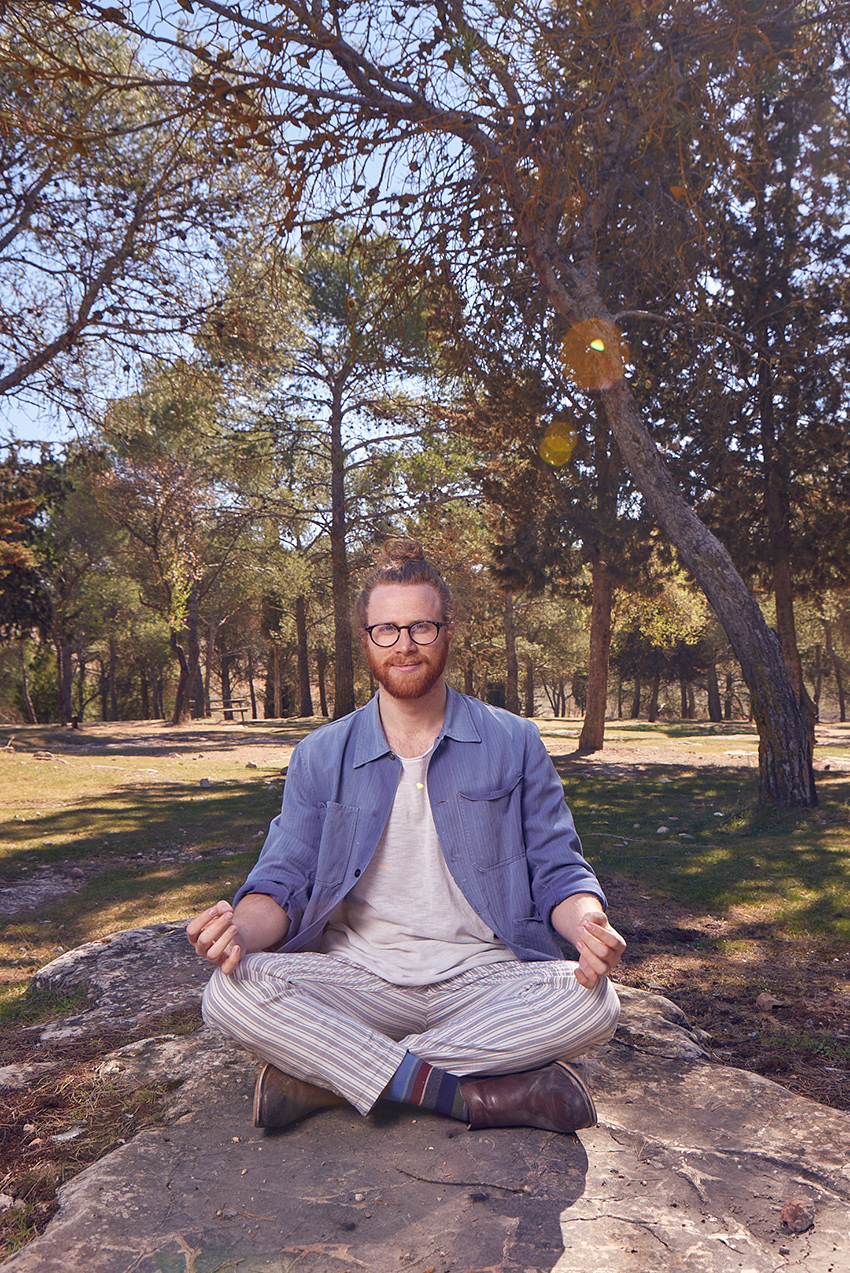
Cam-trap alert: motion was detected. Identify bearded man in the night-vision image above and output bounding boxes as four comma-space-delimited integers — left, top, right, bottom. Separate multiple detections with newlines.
188, 540, 625, 1134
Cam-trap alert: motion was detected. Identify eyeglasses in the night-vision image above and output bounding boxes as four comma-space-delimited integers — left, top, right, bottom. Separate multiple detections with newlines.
364, 621, 447, 647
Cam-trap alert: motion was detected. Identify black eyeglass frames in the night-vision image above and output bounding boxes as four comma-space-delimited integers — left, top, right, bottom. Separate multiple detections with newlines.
364, 621, 447, 647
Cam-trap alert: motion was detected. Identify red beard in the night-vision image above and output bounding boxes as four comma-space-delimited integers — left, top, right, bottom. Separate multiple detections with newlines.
365, 641, 449, 700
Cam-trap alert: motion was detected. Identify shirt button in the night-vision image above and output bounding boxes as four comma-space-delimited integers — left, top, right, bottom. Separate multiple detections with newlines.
354, 869, 361, 877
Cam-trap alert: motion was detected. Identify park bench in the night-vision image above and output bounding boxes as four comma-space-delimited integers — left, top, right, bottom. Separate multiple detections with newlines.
204, 697, 251, 722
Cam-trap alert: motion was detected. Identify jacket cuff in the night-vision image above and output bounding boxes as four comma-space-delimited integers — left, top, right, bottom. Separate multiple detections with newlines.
232, 879, 301, 926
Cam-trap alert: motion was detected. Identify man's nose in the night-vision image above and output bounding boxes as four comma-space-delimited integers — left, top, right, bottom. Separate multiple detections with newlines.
395, 626, 418, 652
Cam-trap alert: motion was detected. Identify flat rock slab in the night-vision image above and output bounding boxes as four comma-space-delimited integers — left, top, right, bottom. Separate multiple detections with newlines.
2, 927, 849, 1273
28, 922, 211, 1040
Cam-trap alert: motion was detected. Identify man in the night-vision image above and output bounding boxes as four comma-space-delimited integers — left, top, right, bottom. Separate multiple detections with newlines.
188, 541, 624, 1134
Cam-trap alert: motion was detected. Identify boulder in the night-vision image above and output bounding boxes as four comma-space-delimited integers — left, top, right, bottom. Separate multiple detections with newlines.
2, 924, 848, 1273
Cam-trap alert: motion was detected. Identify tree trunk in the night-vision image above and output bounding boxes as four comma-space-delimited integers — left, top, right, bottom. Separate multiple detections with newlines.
688, 682, 696, 720
707, 658, 723, 723
599, 378, 815, 805
170, 630, 191, 724
18, 639, 37, 724
724, 671, 734, 720
76, 642, 86, 720
186, 586, 205, 719
524, 654, 535, 717
630, 676, 641, 719
503, 591, 520, 714
679, 675, 689, 719
316, 645, 329, 717
150, 661, 164, 720
750, 104, 818, 766
98, 659, 107, 720
221, 651, 236, 720
524, 246, 815, 803
578, 559, 613, 753
55, 636, 74, 725
836, 665, 846, 723
108, 635, 118, 721
647, 671, 661, 722
140, 665, 150, 720
205, 621, 215, 714
246, 647, 258, 720
329, 375, 354, 718
294, 594, 314, 716
273, 645, 282, 718
812, 644, 822, 722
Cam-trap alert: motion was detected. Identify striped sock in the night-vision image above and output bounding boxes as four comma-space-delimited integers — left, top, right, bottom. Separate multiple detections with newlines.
385, 1052, 469, 1121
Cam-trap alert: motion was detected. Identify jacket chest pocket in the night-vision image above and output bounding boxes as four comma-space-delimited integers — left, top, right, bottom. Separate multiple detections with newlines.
315, 801, 359, 886
458, 774, 524, 871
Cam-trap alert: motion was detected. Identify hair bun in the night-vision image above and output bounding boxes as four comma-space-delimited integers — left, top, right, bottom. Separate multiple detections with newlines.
378, 538, 427, 564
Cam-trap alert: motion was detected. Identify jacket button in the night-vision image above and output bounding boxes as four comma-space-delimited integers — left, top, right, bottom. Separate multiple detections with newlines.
354, 869, 361, 877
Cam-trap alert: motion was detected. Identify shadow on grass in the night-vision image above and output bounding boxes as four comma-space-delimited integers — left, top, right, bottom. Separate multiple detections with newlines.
602, 721, 760, 738
557, 763, 850, 947
1, 719, 328, 759
0, 779, 283, 875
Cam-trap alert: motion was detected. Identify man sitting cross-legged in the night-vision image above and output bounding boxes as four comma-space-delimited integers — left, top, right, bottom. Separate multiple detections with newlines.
187, 540, 625, 1134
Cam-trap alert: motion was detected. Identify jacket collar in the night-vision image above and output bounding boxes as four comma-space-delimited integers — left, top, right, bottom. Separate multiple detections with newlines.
352, 685, 481, 768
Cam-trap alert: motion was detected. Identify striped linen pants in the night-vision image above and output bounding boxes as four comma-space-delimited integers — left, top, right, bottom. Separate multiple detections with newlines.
202, 953, 621, 1115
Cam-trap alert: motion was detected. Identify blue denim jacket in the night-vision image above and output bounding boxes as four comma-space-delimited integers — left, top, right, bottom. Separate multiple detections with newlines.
234, 687, 605, 961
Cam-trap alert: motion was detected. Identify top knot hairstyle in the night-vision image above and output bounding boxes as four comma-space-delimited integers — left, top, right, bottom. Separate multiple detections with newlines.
354, 540, 454, 628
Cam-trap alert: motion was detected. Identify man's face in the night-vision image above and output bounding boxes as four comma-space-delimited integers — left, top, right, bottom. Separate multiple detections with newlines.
362, 583, 453, 701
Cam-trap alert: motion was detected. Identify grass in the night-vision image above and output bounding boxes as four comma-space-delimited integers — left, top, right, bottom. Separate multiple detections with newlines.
0, 718, 294, 1021
556, 756, 850, 949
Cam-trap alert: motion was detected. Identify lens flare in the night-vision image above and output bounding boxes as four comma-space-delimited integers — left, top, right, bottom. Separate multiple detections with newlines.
560, 320, 629, 391
539, 420, 578, 467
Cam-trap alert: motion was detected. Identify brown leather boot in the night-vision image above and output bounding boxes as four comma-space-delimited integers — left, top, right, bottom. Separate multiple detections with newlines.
253, 1063, 349, 1129
460, 1061, 597, 1133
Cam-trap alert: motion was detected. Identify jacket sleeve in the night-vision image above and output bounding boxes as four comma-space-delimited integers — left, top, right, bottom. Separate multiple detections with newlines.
232, 740, 321, 928
520, 725, 606, 925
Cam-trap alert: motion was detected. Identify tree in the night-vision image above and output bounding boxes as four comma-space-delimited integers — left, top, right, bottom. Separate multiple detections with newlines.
0, 454, 56, 720
639, 23, 850, 739
94, 363, 256, 723
0, 4, 258, 412
98, 0, 827, 804
212, 229, 453, 717
611, 581, 710, 722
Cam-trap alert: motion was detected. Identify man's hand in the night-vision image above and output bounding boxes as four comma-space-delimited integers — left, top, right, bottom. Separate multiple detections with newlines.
571, 911, 626, 988
187, 893, 291, 975
187, 900, 244, 974
550, 894, 627, 989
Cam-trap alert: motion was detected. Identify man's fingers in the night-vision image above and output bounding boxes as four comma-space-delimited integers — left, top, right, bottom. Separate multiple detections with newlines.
580, 916, 624, 946
219, 944, 242, 975
206, 924, 239, 962
574, 964, 598, 989
187, 901, 232, 943
578, 918, 626, 967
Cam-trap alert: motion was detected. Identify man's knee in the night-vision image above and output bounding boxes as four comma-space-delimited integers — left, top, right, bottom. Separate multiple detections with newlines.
593, 976, 621, 1044
557, 974, 621, 1056
201, 967, 243, 1034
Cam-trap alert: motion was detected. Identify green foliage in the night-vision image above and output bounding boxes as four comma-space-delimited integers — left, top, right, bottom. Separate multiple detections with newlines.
19, 644, 58, 723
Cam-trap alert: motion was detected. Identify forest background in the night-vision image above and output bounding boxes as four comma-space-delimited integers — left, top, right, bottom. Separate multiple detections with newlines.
2, 0, 850, 807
